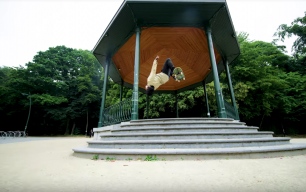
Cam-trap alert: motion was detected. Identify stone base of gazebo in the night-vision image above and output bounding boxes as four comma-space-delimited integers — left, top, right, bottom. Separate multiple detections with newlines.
72, 118, 306, 160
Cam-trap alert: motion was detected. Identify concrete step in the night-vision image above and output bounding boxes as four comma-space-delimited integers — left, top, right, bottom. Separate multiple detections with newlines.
75, 118, 306, 160
121, 121, 246, 129
72, 143, 306, 160
129, 118, 235, 124
100, 131, 273, 141
109, 126, 259, 135
87, 137, 290, 149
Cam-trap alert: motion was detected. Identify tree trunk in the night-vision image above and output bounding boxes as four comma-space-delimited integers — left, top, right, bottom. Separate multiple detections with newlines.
85, 110, 88, 137
64, 118, 70, 135
281, 121, 285, 137
71, 121, 76, 136
259, 113, 265, 130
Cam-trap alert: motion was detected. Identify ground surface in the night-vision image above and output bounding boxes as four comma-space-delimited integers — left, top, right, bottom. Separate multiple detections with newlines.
0, 137, 306, 192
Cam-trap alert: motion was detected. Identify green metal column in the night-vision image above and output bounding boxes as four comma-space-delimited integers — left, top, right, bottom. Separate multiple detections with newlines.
119, 79, 123, 121
119, 79, 123, 102
146, 94, 149, 119
202, 81, 210, 118
98, 58, 110, 127
175, 91, 179, 118
224, 59, 240, 120
205, 24, 227, 118
131, 26, 141, 120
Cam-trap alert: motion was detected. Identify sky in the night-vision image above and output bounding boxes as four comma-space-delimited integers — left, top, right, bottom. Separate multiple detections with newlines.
0, 0, 305, 68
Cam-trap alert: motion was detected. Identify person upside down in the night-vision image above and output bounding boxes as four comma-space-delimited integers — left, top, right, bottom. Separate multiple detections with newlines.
146, 56, 183, 96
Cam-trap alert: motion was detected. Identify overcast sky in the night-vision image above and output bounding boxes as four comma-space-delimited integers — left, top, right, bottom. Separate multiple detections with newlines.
0, 0, 305, 68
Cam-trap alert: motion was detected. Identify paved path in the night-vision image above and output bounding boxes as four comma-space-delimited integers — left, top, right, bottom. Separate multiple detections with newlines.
0, 138, 306, 192
0, 136, 78, 145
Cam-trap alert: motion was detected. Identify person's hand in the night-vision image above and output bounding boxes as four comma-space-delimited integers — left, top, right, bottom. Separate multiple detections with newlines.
155, 55, 159, 60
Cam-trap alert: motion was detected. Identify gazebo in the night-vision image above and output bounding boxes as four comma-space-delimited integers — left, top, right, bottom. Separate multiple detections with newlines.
73, 0, 306, 160
93, 0, 240, 127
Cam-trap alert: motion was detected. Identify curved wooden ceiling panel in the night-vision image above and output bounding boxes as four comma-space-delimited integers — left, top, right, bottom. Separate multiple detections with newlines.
112, 27, 221, 91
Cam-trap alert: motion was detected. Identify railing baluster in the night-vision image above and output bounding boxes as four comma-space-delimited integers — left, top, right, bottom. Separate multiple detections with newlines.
223, 100, 237, 120
101, 97, 132, 126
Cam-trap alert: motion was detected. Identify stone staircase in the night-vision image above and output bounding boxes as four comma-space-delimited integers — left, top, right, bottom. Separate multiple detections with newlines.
72, 118, 306, 160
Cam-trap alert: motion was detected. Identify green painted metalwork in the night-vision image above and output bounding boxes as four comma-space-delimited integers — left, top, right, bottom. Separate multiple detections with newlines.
93, 1, 240, 95
103, 97, 133, 126
119, 81, 123, 118
120, 80, 123, 102
224, 59, 240, 120
146, 94, 149, 119
98, 58, 110, 127
223, 100, 236, 120
1, 131, 7, 139
131, 26, 141, 120
205, 24, 227, 118
202, 81, 210, 118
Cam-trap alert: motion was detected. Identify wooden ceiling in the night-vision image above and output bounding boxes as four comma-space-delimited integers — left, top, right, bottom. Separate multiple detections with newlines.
112, 27, 221, 91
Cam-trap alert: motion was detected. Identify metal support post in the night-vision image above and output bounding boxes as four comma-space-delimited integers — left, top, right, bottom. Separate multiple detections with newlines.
205, 23, 227, 118
98, 58, 110, 127
224, 59, 240, 120
146, 94, 149, 119
119, 79, 123, 102
131, 26, 141, 120
175, 91, 179, 118
119, 79, 123, 119
202, 81, 210, 118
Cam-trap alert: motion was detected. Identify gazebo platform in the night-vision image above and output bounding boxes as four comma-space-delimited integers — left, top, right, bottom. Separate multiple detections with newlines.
72, 118, 306, 160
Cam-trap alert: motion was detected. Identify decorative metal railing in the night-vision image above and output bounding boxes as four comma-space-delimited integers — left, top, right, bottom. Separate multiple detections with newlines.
1, 131, 27, 139
103, 97, 132, 126
224, 100, 237, 120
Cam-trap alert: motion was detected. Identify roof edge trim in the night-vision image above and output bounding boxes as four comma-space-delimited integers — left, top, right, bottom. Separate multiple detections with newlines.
224, 1, 240, 53
127, 0, 225, 3
92, 0, 128, 53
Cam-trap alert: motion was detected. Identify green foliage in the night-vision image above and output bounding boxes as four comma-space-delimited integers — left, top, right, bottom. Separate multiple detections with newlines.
74, 127, 81, 135
125, 158, 133, 161
92, 154, 99, 160
275, 72, 306, 121
274, 11, 306, 56
230, 36, 291, 120
0, 46, 103, 135
106, 157, 116, 161
144, 155, 159, 161
31, 94, 68, 105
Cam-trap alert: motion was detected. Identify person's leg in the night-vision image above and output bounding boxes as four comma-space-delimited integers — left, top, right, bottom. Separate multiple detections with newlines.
161, 58, 175, 77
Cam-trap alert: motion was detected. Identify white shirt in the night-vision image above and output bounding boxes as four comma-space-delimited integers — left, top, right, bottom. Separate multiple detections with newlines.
147, 59, 169, 90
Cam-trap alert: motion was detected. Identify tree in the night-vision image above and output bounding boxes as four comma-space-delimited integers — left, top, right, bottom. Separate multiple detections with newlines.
0, 46, 103, 135
274, 11, 306, 56
229, 33, 290, 120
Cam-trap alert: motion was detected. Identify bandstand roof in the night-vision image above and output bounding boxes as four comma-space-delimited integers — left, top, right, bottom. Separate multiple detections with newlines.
92, 0, 240, 94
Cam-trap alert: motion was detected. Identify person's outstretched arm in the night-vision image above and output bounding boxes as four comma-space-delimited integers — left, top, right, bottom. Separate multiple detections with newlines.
148, 56, 159, 82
